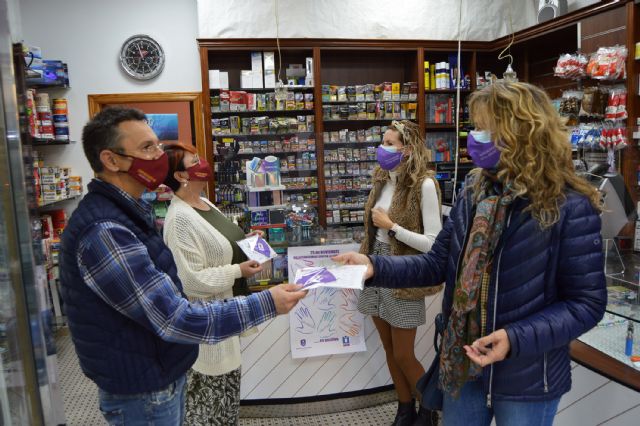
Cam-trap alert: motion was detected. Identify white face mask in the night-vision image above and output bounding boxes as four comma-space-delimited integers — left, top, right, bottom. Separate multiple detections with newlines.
469, 130, 492, 144
379, 144, 399, 153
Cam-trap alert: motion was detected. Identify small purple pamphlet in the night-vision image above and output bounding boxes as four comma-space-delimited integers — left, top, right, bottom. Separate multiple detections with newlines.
296, 267, 337, 288
253, 237, 271, 258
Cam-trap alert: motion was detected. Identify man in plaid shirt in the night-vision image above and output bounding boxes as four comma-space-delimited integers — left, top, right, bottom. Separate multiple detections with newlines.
59, 107, 306, 425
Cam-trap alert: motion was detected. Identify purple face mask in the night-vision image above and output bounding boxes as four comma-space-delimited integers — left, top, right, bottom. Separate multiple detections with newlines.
467, 130, 500, 169
376, 145, 404, 170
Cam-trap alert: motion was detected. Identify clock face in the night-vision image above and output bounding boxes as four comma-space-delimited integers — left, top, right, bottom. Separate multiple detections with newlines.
120, 35, 165, 80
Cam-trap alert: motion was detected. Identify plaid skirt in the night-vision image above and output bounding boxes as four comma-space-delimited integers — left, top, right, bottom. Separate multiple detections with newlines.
357, 240, 426, 329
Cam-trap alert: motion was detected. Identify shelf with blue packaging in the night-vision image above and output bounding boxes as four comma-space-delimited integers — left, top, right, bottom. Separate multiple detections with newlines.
211, 109, 314, 116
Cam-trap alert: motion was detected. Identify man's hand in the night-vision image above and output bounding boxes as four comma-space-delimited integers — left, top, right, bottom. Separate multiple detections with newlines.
332, 252, 374, 280
464, 329, 511, 367
372, 207, 395, 230
269, 283, 308, 314
246, 230, 264, 238
239, 260, 262, 278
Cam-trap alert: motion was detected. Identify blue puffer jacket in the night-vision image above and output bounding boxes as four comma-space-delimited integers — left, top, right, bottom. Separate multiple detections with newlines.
368, 181, 607, 404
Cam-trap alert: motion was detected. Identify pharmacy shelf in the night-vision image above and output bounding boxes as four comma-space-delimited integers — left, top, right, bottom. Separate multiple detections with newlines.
324, 141, 381, 146
322, 100, 417, 104
38, 194, 81, 209
324, 160, 377, 164
326, 189, 372, 194
210, 86, 314, 92
280, 169, 317, 174
325, 174, 373, 179
213, 132, 315, 139
211, 109, 314, 116
246, 185, 286, 192
324, 118, 416, 123
282, 186, 318, 191
236, 150, 316, 156
32, 139, 72, 146
327, 221, 365, 226
327, 206, 366, 211
247, 204, 288, 211
424, 89, 471, 94
425, 124, 457, 130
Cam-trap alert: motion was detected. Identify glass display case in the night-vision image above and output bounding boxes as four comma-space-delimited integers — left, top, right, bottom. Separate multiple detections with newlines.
576, 252, 640, 389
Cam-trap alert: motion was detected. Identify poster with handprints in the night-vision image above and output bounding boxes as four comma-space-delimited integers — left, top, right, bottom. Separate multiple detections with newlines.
288, 244, 367, 358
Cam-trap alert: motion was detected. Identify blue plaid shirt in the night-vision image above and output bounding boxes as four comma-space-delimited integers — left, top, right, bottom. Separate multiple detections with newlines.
76, 183, 276, 344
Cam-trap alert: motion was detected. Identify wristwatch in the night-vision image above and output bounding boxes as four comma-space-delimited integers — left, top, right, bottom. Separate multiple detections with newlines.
387, 229, 396, 238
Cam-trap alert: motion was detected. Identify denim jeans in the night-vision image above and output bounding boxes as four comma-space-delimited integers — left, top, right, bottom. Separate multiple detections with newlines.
98, 374, 187, 425
442, 380, 560, 426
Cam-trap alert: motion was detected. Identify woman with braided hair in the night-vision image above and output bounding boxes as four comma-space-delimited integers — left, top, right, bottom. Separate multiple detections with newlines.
357, 120, 443, 425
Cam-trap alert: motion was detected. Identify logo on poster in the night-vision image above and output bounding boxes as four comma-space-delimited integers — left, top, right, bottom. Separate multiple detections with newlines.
342, 336, 350, 346
300, 339, 306, 347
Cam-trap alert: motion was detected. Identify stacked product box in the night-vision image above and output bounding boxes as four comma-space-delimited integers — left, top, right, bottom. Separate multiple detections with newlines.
212, 90, 313, 113
212, 115, 314, 136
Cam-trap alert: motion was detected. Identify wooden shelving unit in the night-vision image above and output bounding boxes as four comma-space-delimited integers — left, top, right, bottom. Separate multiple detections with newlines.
198, 0, 639, 221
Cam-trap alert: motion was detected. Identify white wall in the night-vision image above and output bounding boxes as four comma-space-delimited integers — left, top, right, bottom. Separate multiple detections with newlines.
20, 0, 201, 196
6, 0, 22, 42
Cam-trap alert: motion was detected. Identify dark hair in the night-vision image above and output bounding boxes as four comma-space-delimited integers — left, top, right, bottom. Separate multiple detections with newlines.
82, 107, 147, 173
163, 143, 197, 192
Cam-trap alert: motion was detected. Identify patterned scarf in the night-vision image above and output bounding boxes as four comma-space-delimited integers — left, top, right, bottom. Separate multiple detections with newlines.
439, 178, 514, 397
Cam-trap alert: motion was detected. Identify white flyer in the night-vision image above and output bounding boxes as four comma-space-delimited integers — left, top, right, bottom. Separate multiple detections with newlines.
293, 265, 367, 291
288, 244, 367, 359
236, 235, 277, 264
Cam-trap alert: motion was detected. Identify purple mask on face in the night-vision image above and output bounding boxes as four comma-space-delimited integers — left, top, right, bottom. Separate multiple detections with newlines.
376, 145, 404, 170
467, 130, 501, 169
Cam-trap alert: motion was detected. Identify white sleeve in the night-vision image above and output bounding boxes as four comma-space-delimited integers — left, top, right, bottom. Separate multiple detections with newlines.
391, 178, 442, 253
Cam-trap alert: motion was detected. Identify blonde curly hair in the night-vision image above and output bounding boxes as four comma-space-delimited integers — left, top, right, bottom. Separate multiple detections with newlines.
468, 81, 602, 228
373, 120, 434, 187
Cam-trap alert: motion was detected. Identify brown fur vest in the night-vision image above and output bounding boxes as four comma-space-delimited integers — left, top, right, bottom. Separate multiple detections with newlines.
359, 168, 443, 300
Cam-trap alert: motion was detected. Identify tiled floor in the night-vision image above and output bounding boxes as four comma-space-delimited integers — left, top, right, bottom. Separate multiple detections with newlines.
56, 331, 400, 425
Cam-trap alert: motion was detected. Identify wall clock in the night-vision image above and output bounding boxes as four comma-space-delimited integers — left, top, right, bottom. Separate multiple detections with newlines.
119, 34, 165, 80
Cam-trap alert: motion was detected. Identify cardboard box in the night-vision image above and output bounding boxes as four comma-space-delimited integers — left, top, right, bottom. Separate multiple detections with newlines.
208, 70, 220, 89
263, 51, 276, 88
241, 70, 253, 89
305, 57, 314, 86
251, 51, 263, 72
219, 71, 229, 89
